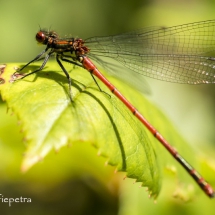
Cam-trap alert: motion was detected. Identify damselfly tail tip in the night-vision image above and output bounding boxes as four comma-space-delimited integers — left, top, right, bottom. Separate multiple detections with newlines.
205, 185, 214, 198
209, 192, 214, 198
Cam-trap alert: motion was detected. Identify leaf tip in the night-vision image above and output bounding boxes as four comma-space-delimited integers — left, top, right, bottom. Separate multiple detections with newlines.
21, 155, 43, 172
133, 179, 137, 184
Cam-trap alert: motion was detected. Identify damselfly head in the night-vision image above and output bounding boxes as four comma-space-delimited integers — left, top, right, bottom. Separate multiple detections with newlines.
36, 30, 59, 45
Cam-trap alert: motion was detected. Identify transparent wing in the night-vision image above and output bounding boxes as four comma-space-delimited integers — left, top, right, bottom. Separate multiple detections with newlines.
88, 54, 152, 94
112, 54, 215, 84
86, 20, 215, 55
85, 20, 215, 84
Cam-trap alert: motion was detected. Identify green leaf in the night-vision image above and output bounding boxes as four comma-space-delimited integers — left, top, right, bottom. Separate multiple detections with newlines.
0, 62, 197, 199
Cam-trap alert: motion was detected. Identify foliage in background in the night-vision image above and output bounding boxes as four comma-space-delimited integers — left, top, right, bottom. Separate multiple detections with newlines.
0, 0, 215, 214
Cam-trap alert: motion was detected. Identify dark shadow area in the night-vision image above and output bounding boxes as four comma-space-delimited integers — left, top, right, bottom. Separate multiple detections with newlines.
0, 176, 118, 215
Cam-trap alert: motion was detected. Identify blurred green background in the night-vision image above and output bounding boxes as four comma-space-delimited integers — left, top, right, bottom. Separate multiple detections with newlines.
0, 0, 215, 214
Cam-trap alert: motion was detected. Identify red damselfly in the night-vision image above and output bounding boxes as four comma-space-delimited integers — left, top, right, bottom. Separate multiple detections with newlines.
13, 20, 215, 198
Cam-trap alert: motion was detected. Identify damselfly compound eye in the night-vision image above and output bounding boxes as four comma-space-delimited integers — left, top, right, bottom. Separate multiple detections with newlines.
36, 31, 46, 43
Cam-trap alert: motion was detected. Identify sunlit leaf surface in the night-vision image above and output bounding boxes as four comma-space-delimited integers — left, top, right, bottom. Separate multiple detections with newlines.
0, 62, 199, 198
